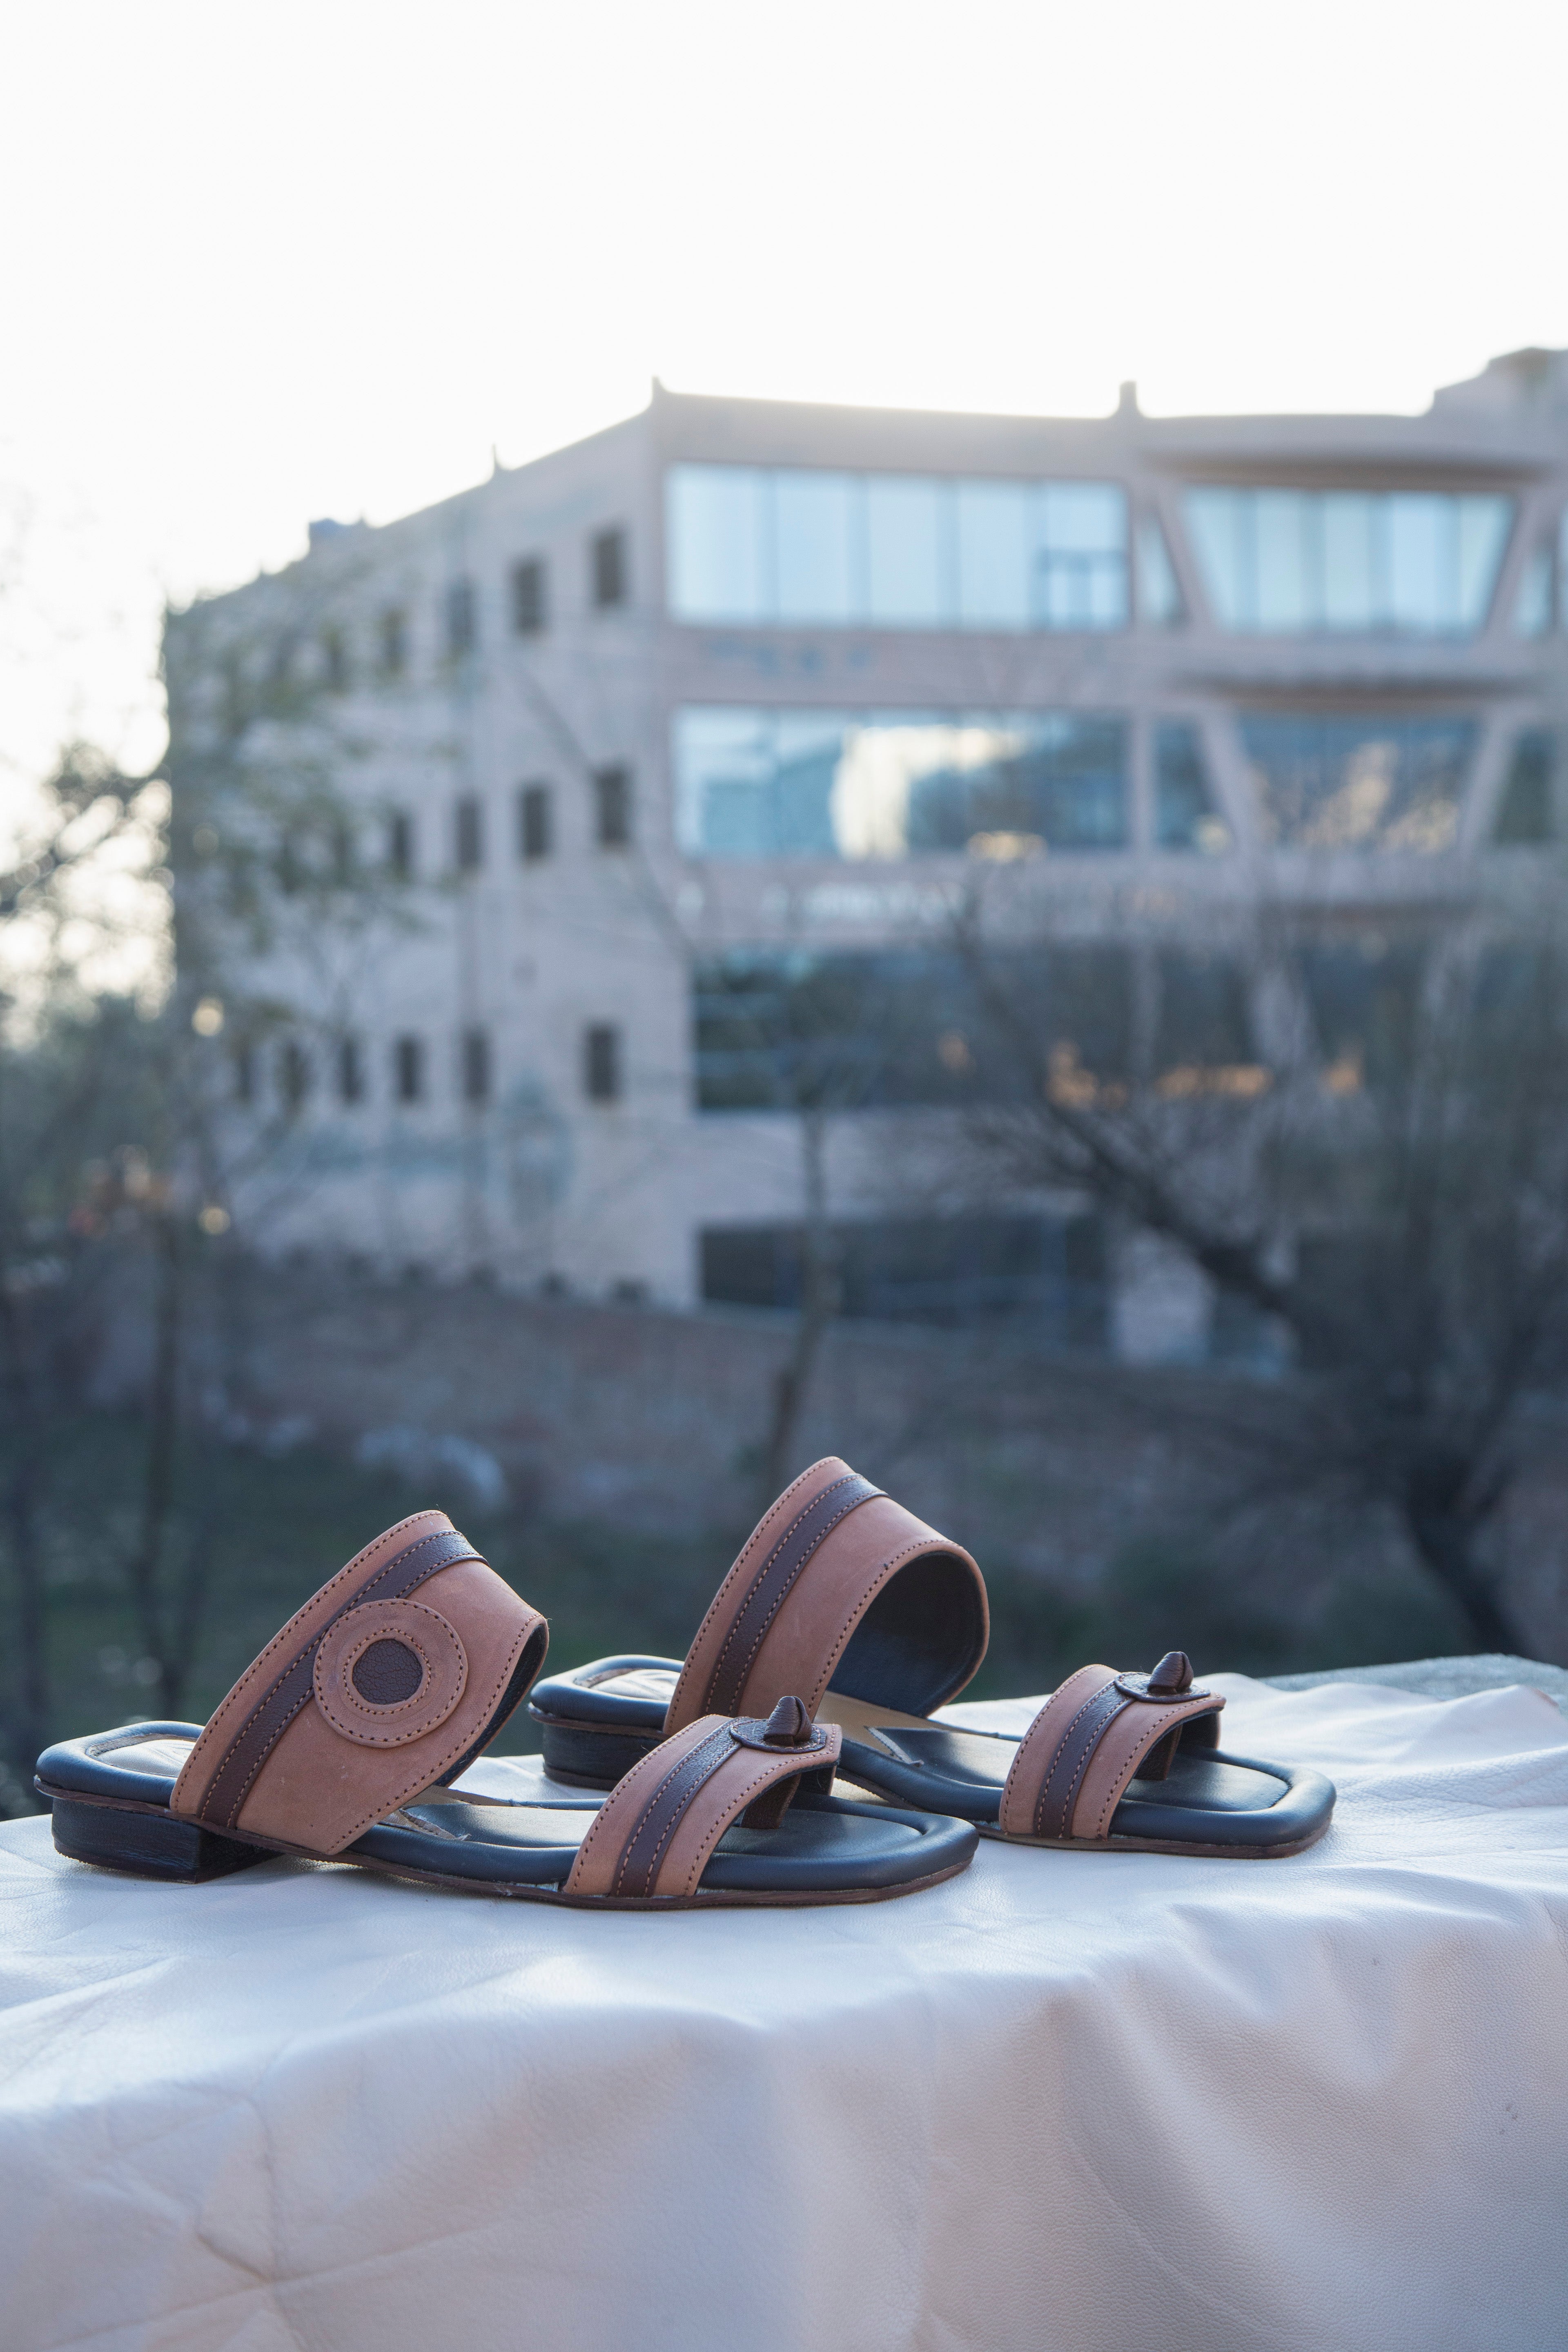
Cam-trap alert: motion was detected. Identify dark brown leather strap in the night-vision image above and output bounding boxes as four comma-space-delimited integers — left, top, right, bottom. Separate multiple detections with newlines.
564, 1704, 842, 1900
695, 1471, 883, 1718
1026, 1679, 1131, 1840
194, 1526, 483, 1830
609, 1721, 738, 1897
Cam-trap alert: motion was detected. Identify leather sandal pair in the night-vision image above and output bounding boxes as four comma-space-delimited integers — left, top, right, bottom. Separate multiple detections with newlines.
37, 1459, 1334, 1909
530, 1457, 1336, 1860
34, 1508, 975, 1908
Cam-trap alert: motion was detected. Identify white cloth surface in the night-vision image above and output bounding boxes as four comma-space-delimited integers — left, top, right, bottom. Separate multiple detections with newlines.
2, 1676, 1568, 2352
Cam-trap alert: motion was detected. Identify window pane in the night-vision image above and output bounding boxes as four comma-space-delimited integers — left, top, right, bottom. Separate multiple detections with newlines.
667, 465, 768, 621
1183, 490, 1249, 627
956, 481, 1030, 627
1185, 488, 1514, 637
866, 476, 951, 624
1254, 492, 1314, 631
1514, 546, 1553, 636
1321, 495, 1379, 629
1136, 517, 1183, 625
1155, 722, 1229, 851
773, 471, 860, 621
675, 706, 1128, 858
1492, 729, 1557, 844
1457, 496, 1512, 628
1388, 496, 1450, 631
1033, 483, 1127, 628
1241, 714, 1475, 850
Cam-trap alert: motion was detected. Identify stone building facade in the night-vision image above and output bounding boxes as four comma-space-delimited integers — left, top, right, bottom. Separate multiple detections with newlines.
165, 349, 1568, 1358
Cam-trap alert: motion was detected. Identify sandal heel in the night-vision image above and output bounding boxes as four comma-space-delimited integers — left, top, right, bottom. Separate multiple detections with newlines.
48, 1796, 264, 1883
537, 1720, 663, 1789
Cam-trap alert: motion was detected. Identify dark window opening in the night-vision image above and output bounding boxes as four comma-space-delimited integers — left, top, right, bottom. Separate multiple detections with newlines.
234, 1043, 255, 1105
591, 526, 628, 609
395, 1035, 424, 1103
1301, 934, 1428, 1090
445, 578, 477, 658
1493, 728, 1557, 844
519, 782, 553, 861
593, 764, 631, 848
462, 1027, 491, 1105
321, 627, 349, 693
1155, 722, 1229, 851
277, 833, 303, 894
693, 945, 1132, 1113
455, 795, 483, 872
388, 811, 414, 880
280, 1040, 310, 1111
584, 1023, 621, 1102
379, 608, 408, 677
701, 1214, 1107, 1344
338, 1036, 364, 1105
330, 817, 354, 887
511, 556, 547, 635
1154, 951, 1255, 1079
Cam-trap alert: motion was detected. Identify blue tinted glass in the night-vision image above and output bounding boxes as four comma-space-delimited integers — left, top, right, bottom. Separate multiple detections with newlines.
1241, 714, 1475, 849
1254, 492, 1313, 631
1136, 517, 1183, 624
1155, 723, 1229, 851
1321, 495, 1379, 629
1186, 488, 1513, 636
773, 472, 860, 622
955, 482, 1031, 627
1033, 484, 1128, 628
1457, 497, 1512, 628
1183, 490, 1249, 627
677, 708, 1128, 858
667, 465, 768, 621
1514, 546, 1552, 636
866, 477, 952, 624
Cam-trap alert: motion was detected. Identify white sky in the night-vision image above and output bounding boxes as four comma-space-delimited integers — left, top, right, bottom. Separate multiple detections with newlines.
3, 0, 1566, 811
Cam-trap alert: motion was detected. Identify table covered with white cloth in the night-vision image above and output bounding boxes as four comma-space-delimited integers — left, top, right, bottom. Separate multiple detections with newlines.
2, 1670, 1567, 2352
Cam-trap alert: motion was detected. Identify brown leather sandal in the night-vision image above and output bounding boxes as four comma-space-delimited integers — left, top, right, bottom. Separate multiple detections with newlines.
528, 1460, 1336, 1860
35, 1509, 976, 1906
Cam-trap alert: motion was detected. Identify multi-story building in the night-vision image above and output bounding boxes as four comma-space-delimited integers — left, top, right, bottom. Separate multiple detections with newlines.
165, 347, 1568, 1359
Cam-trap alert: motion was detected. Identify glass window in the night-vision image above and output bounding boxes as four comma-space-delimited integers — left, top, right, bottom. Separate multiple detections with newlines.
593, 765, 631, 848
462, 1027, 491, 1104
956, 480, 1031, 627
667, 466, 768, 621
1240, 715, 1476, 850
518, 782, 552, 861
445, 579, 476, 657
692, 945, 1131, 1115
1183, 488, 1513, 635
1136, 516, 1183, 625
511, 557, 547, 635
1155, 723, 1229, 851
665, 465, 1127, 632
866, 476, 950, 624
584, 1023, 621, 1101
773, 471, 859, 621
454, 795, 483, 872
1032, 483, 1128, 627
1492, 729, 1557, 844
1514, 546, 1553, 636
591, 527, 628, 609
675, 707, 1129, 859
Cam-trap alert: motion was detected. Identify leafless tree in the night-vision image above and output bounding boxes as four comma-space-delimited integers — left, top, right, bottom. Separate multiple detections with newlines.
948, 873, 1568, 1656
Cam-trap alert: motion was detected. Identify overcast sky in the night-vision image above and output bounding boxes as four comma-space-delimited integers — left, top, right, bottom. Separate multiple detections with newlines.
3, 0, 1566, 810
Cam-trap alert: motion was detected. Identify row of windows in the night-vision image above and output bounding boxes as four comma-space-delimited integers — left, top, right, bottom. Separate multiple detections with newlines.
691, 934, 1540, 1113
674, 705, 1559, 859
272, 769, 631, 891
236, 1024, 626, 1110
282, 526, 630, 694
665, 464, 1522, 640
667, 464, 1141, 631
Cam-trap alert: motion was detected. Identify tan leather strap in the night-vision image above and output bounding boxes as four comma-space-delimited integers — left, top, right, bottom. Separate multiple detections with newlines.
565, 1702, 842, 1901
664, 1456, 987, 1736
171, 1510, 548, 1856
997, 1656, 1224, 1842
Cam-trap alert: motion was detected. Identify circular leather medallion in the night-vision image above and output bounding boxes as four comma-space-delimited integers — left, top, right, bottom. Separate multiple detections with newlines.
313, 1599, 468, 1747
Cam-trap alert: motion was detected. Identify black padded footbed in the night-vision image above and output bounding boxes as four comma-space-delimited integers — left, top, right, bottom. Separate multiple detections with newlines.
528, 1658, 1337, 1855
34, 1724, 978, 1900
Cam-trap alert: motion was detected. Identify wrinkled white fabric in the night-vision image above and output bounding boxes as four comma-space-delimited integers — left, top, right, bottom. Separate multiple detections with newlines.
2, 1675, 1567, 2352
